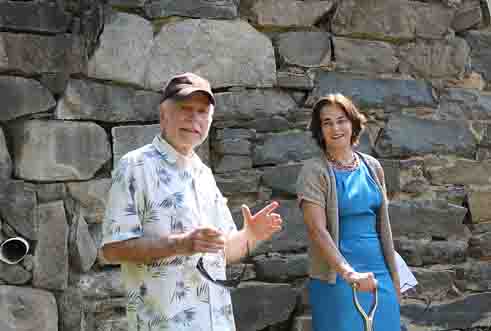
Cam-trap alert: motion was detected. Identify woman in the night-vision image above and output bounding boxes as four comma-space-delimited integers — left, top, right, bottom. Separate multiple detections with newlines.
296, 93, 400, 331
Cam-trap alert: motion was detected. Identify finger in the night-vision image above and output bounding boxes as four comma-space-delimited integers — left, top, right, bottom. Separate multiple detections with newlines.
200, 227, 224, 237
270, 216, 283, 225
256, 201, 279, 216
194, 240, 224, 253
241, 204, 253, 222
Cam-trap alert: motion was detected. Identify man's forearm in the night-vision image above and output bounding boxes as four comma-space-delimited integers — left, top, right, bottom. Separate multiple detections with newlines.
225, 229, 257, 264
101, 234, 187, 264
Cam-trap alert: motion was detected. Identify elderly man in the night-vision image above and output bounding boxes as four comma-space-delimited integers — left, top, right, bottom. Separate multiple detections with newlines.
101, 72, 282, 331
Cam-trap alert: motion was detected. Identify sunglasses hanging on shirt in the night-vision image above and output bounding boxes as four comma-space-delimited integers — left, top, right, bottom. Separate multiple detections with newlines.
196, 241, 249, 290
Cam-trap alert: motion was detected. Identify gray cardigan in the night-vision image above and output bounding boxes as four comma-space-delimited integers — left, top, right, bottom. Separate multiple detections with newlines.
296, 151, 400, 289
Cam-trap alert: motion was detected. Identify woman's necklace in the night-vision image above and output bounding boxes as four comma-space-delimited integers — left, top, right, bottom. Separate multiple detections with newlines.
325, 150, 360, 171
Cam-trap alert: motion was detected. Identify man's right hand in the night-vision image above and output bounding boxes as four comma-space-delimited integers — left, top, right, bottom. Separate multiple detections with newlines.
178, 227, 225, 255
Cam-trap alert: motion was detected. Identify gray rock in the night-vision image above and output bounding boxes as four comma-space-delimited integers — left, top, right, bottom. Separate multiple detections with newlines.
215, 170, 261, 195
306, 72, 436, 109
144, 0, 238, 19
244, 0, 333, 28
0, 180, 37, 240
398, 38, 470, 79
261, 163, 303, 196
112, 124, 160, 167
411, 267, 456, 299
145, 20, 276, 89
469, 231, 491, 258
107, 0, 145, 8
57, 288, 85, 331
455, 261, 491, 292
215, 128, 255, 141
70, 214, 97, 272
34, 183, 67, 204
0, 76, 55, 121
276, 32, 331, 67
464, 30, 491, 80
73, 269, 126, 299
213, 155, 253, 173
9, 120, 111, 181
389, 199, 469, 240
88, 11, 153, 87
379, 159, 400, 194
67, 179, 112, 225
215, 89, 295, 121
472, 222, 491, 234
253, 200, 307, 254
424, 156, 491, 185
467, 191, 491, 223
375, 115, 476, 158
0, 286, 58, 331
400, 293, 491, 330
253, 131, 320, 166
0, 262, 31, 285
33, 201, 69, 290
253, 253, 309, 281
333, 37, 398, 74
276, 71, 314, 90
214, 128, 252, 155
0, 1, 71, 33
0, 32, 87, 75
56, 79, 161, 122
484, 0, 491, 26
246, 116, 291, 133
483, 123, 491, 147
332, 0, 455, 41
451, 6, 483, 32
232, 282, 297, 331
395, 237, 468, 266
438, 88, 491, 120
0, 127, 12, 178
39, 72, 70, 97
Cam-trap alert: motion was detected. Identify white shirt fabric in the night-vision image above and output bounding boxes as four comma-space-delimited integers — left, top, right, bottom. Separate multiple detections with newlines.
102, 135, 237, 331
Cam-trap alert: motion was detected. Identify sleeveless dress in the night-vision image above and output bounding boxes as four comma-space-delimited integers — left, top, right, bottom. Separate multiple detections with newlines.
308, 159, 400, 331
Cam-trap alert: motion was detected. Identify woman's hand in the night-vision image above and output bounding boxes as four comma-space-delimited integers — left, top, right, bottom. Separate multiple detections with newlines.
343, 271, 378, 292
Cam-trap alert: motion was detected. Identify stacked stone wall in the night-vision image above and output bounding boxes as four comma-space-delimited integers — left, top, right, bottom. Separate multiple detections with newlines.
1, 1, 491, 331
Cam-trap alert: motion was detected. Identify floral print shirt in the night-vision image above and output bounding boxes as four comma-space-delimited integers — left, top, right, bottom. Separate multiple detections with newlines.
102, 136, 237, 331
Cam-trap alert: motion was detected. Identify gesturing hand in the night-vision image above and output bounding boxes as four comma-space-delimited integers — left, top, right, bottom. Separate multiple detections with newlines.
241, 201, 283, 242
180, 226, 225, 255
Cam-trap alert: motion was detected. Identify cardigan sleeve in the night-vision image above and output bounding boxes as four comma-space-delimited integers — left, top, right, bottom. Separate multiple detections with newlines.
296, 158, 328, 209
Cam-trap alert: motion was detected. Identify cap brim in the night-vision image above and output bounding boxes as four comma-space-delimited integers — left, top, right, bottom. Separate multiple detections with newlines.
173, 87, 216, 106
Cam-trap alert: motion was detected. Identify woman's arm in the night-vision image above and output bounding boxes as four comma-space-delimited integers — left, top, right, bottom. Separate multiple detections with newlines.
302, 201, 377, 291
302, 201, 354, 277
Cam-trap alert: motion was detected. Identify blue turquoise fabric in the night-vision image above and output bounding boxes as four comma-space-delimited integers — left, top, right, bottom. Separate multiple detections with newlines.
309, 160, 400, 331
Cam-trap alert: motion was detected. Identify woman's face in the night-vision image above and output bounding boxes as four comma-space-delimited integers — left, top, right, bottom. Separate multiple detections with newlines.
320, 103, 353, 150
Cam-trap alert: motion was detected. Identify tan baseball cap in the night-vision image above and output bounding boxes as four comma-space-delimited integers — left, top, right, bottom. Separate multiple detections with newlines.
161, 72, 215, 106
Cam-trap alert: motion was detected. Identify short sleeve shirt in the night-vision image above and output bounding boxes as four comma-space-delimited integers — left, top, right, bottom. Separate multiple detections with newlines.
102, 136, 237, 331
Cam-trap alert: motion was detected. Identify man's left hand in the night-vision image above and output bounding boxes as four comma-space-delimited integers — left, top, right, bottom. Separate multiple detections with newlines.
241, 201, 283, 242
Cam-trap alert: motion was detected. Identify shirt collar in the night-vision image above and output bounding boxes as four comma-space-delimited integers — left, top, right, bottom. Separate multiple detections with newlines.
152, 135, 204, 173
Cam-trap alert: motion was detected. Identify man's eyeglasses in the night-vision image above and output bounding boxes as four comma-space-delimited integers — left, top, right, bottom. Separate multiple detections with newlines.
196, 242, 249, 290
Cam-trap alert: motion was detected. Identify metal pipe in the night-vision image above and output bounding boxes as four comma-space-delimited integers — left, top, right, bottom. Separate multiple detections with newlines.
0, 237, 29, 264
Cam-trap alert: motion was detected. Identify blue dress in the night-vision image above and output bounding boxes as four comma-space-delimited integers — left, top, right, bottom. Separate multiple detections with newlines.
309, 160, 400, 331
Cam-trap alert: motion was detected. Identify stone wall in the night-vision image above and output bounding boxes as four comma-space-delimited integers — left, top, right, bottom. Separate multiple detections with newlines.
1, 1, 491, 331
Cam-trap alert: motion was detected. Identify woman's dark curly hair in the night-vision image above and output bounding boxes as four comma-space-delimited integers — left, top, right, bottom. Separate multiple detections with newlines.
309, 93, 367, 151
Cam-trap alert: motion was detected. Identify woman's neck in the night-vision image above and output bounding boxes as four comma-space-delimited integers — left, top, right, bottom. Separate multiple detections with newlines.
325, 147, 354, 164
